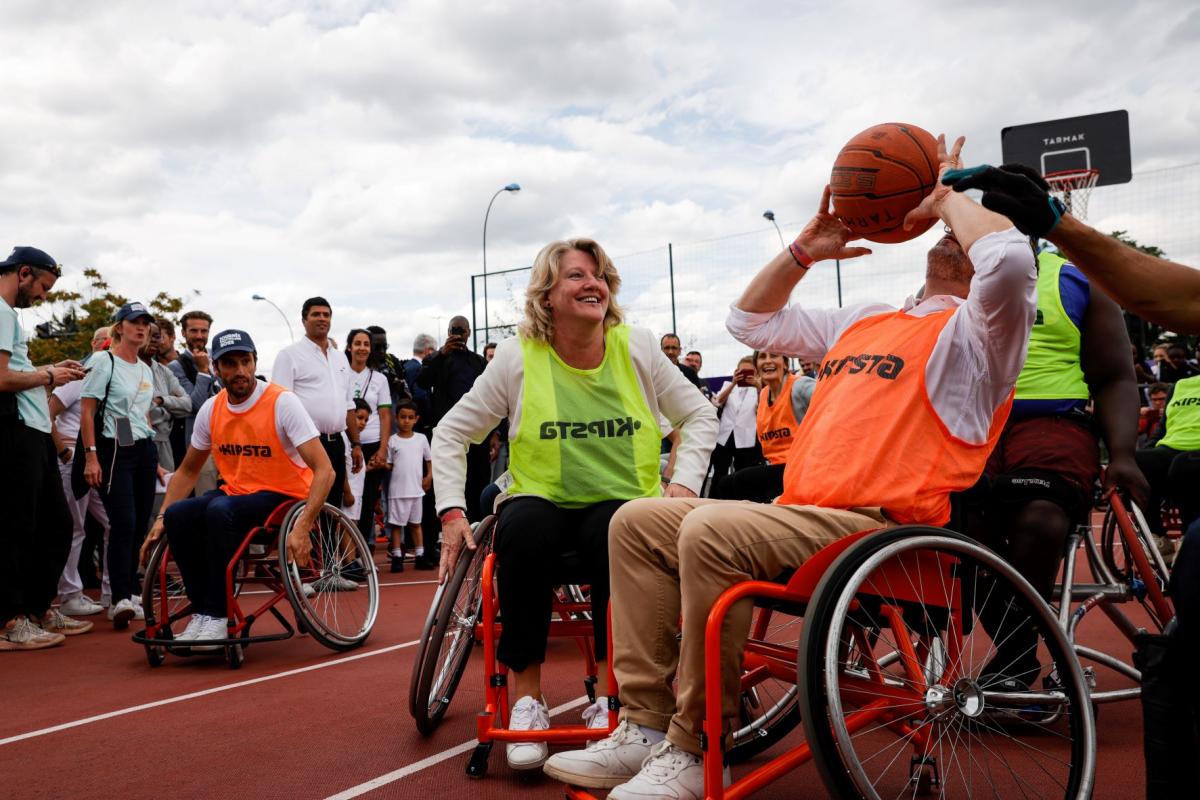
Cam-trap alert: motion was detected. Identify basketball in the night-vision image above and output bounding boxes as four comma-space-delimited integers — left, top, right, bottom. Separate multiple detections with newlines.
829, 123, 940, 244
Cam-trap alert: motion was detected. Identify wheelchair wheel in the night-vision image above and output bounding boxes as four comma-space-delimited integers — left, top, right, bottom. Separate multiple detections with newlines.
280, 503, 379, 651
141, 538, 192, 667
410, 516, 496, 735
1099, 498, 1172, 630
799, 527, 1095, 800
726, 604, 802, 764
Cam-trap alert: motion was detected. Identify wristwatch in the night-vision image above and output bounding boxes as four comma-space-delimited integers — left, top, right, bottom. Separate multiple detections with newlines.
85, 445, 98, 453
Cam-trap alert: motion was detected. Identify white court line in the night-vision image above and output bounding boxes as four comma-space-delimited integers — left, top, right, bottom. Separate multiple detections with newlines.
0, 639, 420, 747
324, 695, 591, 800
241, 579, 438, 596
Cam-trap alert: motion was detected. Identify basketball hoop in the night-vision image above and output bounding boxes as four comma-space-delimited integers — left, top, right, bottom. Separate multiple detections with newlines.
1045, 168, 1100, 220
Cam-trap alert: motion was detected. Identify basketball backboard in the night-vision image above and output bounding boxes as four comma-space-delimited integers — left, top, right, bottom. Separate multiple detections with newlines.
1000, 110, 1131, 186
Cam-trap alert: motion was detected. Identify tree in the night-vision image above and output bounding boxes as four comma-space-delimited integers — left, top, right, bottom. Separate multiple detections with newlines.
27, 268, 192, 364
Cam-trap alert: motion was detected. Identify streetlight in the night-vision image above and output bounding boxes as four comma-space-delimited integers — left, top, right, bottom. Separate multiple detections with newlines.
481, 182, 521, 351
251, 294, 294, 342
762, 210, 785, 250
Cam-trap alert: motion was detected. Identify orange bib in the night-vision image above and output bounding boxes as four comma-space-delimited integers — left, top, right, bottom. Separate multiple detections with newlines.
210, 383, 313, 499
777, 309, 1011, 525
756, 373, 800, 465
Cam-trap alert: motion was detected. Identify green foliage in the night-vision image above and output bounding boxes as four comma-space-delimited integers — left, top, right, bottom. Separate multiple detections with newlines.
1110, 230, 1166, 259
27, 268, 191, 364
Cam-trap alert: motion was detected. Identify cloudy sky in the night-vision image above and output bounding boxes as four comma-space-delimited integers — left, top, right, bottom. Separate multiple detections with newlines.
4, 0, 1198, 374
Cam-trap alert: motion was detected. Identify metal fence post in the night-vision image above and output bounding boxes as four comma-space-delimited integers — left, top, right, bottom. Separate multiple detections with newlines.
836, 259, 843, 308
668, 243, 677, 334
471, 276, 478, 352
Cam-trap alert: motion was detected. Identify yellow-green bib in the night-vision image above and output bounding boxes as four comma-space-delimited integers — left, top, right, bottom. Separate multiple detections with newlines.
1014, 251, 1090, 401
509, 325, 662, 507
1160, 375, 1200, 451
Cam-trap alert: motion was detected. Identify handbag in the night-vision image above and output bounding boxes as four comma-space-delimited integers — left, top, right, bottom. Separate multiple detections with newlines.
70, 352, 115, 499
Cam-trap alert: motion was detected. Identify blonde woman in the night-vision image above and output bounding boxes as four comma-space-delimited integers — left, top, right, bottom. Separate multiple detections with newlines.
432, 238, 717, 772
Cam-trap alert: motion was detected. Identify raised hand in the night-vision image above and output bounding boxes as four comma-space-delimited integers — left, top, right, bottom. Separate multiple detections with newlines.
941, 164, 1067, 238
903, 134, 965, 230
794, 186, 874, 263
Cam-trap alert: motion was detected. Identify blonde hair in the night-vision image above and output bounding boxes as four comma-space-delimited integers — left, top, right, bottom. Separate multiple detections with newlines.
519, 238, 624, 344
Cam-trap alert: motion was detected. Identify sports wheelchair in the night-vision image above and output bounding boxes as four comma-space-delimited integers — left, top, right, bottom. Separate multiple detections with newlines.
133, 501, 380, 669
408, 514, 618, 776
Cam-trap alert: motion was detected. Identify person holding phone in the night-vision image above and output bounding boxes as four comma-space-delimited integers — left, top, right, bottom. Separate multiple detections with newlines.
417, 316, 488, 520
80, 302, 158, 629
705, 355, 762, 493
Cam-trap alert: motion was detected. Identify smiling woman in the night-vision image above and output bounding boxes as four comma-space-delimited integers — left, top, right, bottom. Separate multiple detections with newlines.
431, 237, 718, 772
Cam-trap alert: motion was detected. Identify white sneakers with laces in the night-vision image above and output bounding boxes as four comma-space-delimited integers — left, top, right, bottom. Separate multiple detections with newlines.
108, 598, 143, 629
191, 616, 230, 652
0, 617, 66, 650
43, 608, 94, 636
583, 697, 614, 730
174, 614, 209, 643
506, 695, 551, 770
60, 594, 104, 616
609, 740, 705, 800
542, 718, 658, 788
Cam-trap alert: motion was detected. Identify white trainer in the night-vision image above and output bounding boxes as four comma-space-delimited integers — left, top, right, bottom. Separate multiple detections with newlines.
108, 598, 142, 629
60, 594, 104, 617
42, 608, 94, 636
174, 614, 209, 643
506, 695, 550, 770
190, 616, 230, 652
583, 698, 613, 730
609, 740, 704, 800
543, 719, 657, 789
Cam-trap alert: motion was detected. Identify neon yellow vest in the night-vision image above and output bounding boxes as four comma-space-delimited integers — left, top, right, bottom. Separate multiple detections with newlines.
1160, 375, 1200, 451
508, 325, 662, 507
1014, 252, 1090, 401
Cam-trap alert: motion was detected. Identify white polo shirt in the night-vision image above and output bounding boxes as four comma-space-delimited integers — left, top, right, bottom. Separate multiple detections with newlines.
270, 337, 355, 436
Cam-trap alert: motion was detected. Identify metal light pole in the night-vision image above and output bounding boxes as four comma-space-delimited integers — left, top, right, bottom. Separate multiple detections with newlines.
762, 210, 785, 250
481, 182, 521, 351
251, 294, 294, 342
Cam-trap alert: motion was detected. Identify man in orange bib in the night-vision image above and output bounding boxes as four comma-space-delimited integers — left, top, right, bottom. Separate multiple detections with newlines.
544, 136, 1039, 799
141, 330, 334, 648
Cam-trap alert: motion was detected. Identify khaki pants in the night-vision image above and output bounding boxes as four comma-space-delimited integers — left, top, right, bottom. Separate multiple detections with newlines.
609, 497, 890, 755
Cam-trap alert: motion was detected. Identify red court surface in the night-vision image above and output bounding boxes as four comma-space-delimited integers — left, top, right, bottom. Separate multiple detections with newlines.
3, 545, 1150, 799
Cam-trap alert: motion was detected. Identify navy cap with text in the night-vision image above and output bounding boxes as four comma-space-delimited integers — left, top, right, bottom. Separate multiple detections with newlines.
211, 329, 257, 362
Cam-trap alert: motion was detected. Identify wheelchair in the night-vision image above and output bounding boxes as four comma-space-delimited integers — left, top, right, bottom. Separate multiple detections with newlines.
407, 514, 618, 777
134, 500, 380, 669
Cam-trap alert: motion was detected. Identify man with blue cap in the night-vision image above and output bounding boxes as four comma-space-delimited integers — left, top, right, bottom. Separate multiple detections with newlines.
140, 329, 335, 649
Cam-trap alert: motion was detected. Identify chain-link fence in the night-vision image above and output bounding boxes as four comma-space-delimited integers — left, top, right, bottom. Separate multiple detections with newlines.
473, 162, 1200, 375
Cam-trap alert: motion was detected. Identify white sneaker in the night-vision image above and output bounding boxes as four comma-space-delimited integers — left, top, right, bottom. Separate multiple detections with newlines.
301, 582, 316, 599
584, 698, 613, 730
174, 614, 209, 643
60, 594, 104, 617
315, 574, 359, 592
107, 598, 143, 629
190, 616, 230, 652
506, 695, 550, 770
543, 718, 657, 788
609, 740, 704, 800
1, 617, 65, 650
43, 608, 94, 636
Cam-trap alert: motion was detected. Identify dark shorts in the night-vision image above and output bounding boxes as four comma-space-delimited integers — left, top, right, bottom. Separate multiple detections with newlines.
983, 414, 1100, 522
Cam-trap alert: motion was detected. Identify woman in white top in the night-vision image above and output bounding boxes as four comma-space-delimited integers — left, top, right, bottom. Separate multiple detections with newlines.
344, 329, 393, 541
80, 302, 159, 629
707, 355, 762, 492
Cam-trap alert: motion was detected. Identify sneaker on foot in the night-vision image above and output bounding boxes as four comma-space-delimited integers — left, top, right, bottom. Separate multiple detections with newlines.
60, 594, 104, 617
543, 719, 657, 788
506, 695, 550, 770
43, 609, 94, 636
390, 556, 404, 573
315, 574, 359, 592
108, 598, 142, 629
174, 614, 209, 643
609, 740, 703, 800
190, 616, 230, 652
583, 698, 613, 730
0, 617, 65, 651
301, 582, 317, 599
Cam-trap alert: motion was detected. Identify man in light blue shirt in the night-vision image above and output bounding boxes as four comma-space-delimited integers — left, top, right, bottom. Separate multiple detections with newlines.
0, 247, 90, 650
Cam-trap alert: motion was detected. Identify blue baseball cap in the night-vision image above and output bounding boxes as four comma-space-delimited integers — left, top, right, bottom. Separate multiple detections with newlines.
211, 329, 257, 362
115, 301, 154, 323
0, 246, 61, 276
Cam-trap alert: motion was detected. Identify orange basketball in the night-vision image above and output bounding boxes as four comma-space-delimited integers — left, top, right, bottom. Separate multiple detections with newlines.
829, 123, 940, 244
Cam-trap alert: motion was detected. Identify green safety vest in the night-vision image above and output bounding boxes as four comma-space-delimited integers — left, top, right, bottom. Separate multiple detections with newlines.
1160, 375, 1200, 451
508, 325, 662, 507
1014, 251, 1090, 401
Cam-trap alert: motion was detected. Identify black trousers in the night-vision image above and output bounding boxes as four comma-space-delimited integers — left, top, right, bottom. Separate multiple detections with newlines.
713, 462, 786, 503
0, 421, 72, 622
707, 438, 763, 495
98, 438, 158, 604
356, 441, 386, 540
1135, 445, 1200, 535
493, 496, 625, 672
165, 489, 292, 617
319, 434, 347, 510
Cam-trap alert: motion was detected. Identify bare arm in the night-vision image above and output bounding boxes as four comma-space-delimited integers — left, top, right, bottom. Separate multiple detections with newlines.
49, 395, 70, 456
1052, 216, 1200, 333
0, 352, 83, 392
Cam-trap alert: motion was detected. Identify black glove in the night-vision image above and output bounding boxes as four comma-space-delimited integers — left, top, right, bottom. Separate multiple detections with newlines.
941, 165, 1067, 239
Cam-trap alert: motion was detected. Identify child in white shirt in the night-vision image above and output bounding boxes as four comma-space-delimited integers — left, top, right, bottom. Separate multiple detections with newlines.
385, 401, 432, 572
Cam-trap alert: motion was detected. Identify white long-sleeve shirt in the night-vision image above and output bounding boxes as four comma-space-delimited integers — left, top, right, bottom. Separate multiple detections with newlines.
431, 326, 718, 512
726, 228, 1037, 445
714, 382, 759, 448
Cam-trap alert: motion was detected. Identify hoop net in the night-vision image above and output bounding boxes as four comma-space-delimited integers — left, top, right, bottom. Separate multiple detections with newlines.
1045, 168, 1100, 220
